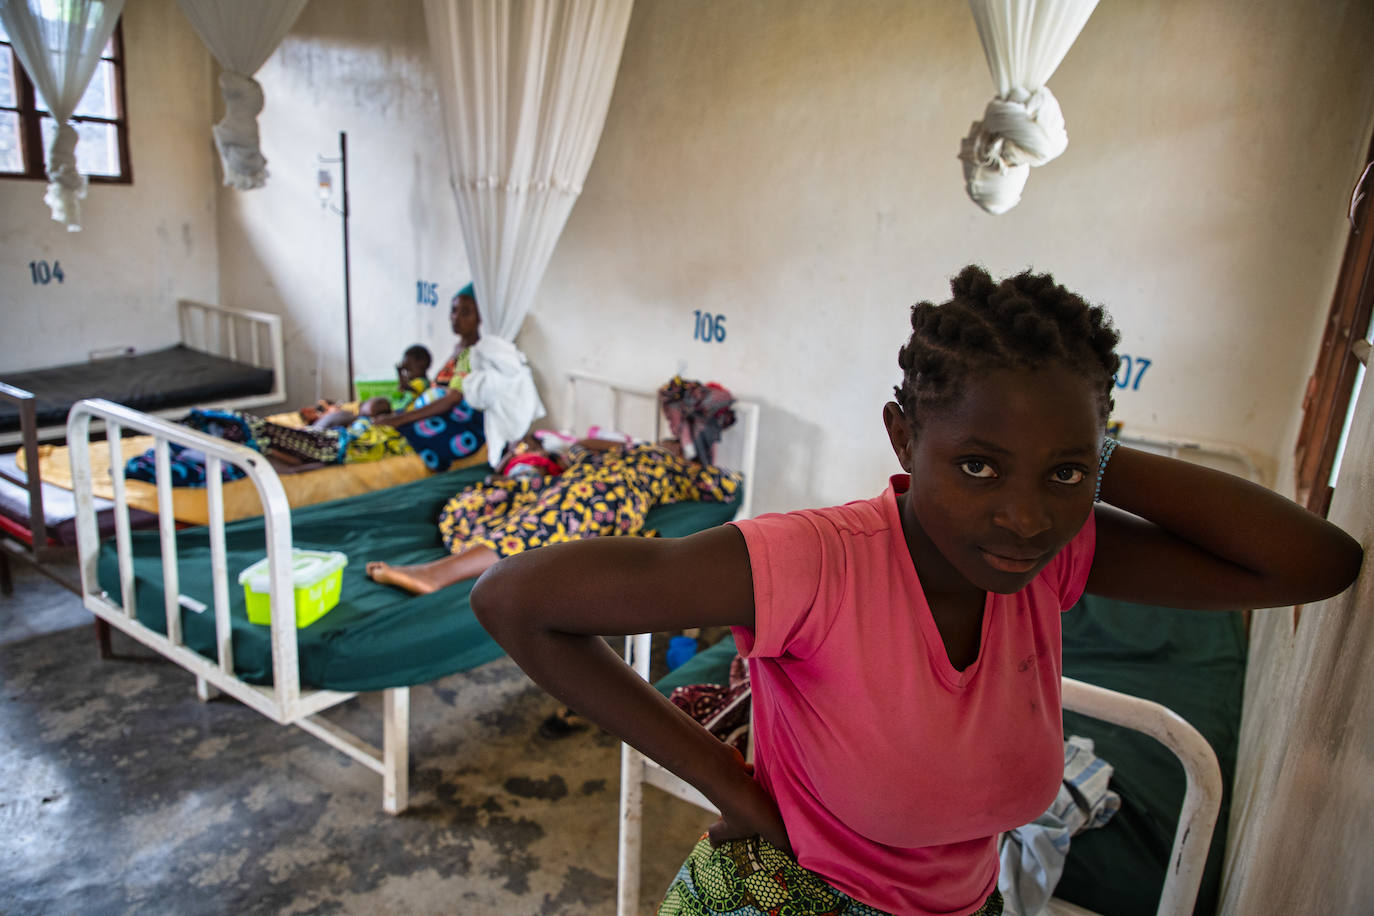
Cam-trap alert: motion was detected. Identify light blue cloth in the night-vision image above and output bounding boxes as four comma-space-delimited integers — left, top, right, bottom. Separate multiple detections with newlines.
998, 735, 1121, 916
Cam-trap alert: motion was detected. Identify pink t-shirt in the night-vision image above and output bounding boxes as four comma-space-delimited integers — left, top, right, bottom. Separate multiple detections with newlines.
730, 475, 1095, 915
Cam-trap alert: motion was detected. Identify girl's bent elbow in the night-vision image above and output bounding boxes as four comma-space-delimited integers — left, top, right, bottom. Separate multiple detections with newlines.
1302, 531, 1366, 604
1331, 534, 1365, 596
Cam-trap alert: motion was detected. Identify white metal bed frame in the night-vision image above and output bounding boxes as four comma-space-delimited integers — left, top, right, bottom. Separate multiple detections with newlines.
69, 398, 413, 813
562, 371, 760, 522
68, 373, 760, 815
616, 431, 1250, 916
1, 299, 286, 449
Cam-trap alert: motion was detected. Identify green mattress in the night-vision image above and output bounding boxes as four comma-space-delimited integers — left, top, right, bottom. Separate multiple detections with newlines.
652, 596, 1246, 916
1056, 597, 1245, 916
98, 466, 743, 693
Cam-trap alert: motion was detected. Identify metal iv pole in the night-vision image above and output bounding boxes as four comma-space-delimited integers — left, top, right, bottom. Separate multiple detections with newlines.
318, 130, 354, 401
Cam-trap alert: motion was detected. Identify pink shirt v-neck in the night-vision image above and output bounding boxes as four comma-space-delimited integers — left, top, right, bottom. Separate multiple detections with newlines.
731, 475, 1095, 915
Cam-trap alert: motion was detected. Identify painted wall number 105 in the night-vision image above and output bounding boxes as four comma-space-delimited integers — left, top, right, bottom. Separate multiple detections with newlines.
693, 310, 727, 343
29, 260, 64, 285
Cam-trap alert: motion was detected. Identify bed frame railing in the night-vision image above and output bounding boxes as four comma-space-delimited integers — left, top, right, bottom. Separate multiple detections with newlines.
1118, 430, 1266, 487
176, 299, 287, 410
615, 661, 1223, 916
563, 371, 761, 521
1057, 679, 1223, 915
1, 383, 48, 570
0, 301, 286, 450
0, 382, 112, 653
178, 300, 284, 384
67, 398, 410, 813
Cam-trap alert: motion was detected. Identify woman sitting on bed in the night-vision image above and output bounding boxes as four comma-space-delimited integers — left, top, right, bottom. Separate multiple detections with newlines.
365, 437, 740, 594
374, 286, 482, 429
373, 284, 545, 471
468, 265, 1364, 916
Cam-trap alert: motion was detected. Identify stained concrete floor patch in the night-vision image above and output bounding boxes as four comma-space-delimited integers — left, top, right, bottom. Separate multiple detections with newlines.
504, 773, 569, 801
1, 564, 716, 914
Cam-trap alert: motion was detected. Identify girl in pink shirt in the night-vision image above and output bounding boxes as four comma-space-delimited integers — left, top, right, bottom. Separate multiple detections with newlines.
472, 266, 1362, 915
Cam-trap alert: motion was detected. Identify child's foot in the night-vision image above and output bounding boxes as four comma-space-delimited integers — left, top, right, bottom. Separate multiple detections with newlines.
365, 561, 444, 595
537, 707, 587, 740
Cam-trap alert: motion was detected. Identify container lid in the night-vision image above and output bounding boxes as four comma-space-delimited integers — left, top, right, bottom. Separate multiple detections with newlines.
237, 549, 348, 593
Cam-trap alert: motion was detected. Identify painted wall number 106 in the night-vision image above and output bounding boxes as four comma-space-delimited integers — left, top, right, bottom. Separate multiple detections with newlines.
693, 310, 727, 343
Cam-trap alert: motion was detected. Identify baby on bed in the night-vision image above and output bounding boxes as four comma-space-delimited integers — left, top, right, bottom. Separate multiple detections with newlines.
124, 345, 438, 484
268, 343, 437, 470
394, 344, 432, 411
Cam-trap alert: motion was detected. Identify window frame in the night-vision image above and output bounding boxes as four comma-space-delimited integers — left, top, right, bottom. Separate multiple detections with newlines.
0, 20, 132, 184
1294, 131, 1374, 518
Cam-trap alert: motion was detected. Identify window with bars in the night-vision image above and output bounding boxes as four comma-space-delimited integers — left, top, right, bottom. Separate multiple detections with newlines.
0, 19, 131, 183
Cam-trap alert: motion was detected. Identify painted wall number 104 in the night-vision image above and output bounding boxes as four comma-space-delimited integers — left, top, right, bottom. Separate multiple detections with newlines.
29, 260, 65, 285
693, 310, 727, 343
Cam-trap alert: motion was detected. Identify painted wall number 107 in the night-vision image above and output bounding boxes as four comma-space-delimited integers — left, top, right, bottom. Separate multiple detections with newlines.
29, 260, 64, 285
1114, 354, 1152, 391
693, 310, 727, 343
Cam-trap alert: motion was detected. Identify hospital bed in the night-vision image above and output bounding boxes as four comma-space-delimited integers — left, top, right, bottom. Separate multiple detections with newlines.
0, 299, 285, 449
0, 382, 152, 660
0, 297, 290, 594
616, 433, 1258, 916
66, 373, 759, 814
20, 407, 479, 526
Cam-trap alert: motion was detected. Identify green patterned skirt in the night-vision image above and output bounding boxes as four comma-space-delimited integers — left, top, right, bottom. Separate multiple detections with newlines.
658, 834, 1004, 916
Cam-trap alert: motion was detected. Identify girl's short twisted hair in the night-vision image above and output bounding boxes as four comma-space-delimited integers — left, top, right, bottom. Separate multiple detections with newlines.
895, 265, 1121, 428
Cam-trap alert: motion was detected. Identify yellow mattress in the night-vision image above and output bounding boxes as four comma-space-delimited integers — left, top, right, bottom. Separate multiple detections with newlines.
20, 411, 487, 525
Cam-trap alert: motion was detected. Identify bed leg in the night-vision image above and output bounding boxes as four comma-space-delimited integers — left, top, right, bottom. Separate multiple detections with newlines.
382, 687, 410, 815
0, 550, 12, 596
617, 742, 644, 916
95, 619, 113, 658
196, 677, 220, 701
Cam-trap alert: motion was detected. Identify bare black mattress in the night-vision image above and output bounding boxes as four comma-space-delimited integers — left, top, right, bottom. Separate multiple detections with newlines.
0, 345, 275, 435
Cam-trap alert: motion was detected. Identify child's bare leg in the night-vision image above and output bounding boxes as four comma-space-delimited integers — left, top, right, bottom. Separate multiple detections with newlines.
365, 547, 499, 594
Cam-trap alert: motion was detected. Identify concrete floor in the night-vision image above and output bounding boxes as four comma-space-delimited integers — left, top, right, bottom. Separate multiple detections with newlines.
0, 555, 714, 915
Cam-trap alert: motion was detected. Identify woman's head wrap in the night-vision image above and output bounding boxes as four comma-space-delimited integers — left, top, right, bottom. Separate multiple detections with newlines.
453, 282, 475, 305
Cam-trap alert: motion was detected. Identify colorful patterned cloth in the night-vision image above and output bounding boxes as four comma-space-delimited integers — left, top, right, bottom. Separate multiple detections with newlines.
125, 408, 269, 486
437, 442, 740, 558
394, 376, 429, 412
262, 422, 345, 464
342, 417, 410, 463
660, 834, 995, 916
669, 653, 752, 754
434, 345, 473, 392
658, 376, 737, 465
394, 387, 486, 471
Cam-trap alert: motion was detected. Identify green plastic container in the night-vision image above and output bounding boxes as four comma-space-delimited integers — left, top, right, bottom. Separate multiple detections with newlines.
354, 379, 404, 403
238, 549, 348, 628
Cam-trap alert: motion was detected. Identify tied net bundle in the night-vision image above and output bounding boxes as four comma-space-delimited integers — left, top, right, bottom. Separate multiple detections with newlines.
957, 0, 1099, 215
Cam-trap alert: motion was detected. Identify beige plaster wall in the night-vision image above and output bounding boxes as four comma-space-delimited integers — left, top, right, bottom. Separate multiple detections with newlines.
213, 1, 469, 408
0, 0, 217, 371
524, 0, 1374, 516
207, 0, 1374, 514
1220, 364, 1374, 913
